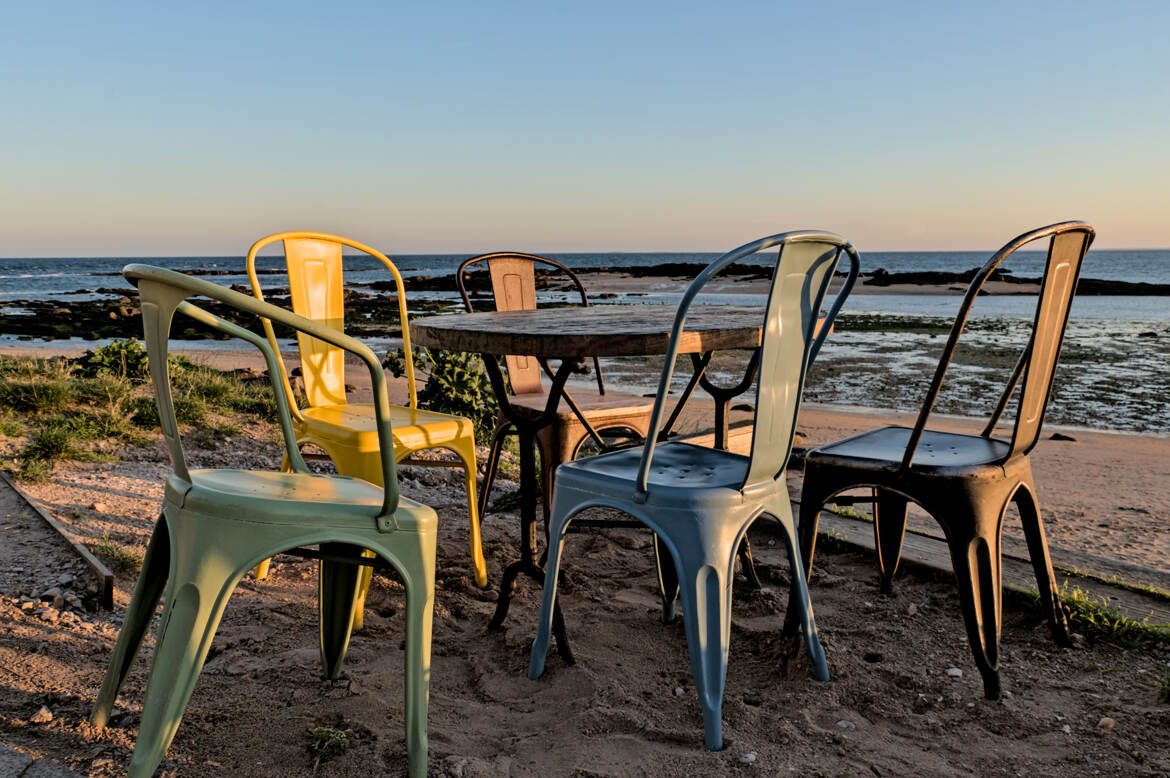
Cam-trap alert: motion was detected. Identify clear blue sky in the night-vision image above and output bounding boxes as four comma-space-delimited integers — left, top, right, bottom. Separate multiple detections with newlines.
2, 0, 1167, 255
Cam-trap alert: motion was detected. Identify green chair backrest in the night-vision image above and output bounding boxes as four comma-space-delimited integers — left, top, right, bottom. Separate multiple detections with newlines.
634, 231, 859, 500
123, 264, 403, 526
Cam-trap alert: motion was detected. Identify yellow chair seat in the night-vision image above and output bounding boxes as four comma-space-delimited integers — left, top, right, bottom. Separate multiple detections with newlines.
301, 403, 476, 456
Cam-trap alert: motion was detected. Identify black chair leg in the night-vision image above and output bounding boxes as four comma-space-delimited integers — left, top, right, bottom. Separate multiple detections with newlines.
873, 489, 909, 594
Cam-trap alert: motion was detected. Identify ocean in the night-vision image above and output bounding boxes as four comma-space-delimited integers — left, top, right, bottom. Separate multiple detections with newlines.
1, 249, 1167, 433
1, 248, 1168, 305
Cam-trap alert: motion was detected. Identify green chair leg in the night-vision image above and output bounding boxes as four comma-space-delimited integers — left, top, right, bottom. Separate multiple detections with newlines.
126, 517, 256, 778
90, 517, 171, 728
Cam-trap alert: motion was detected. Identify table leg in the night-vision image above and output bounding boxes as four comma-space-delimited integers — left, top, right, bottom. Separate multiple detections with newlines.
483, 355, 576, 663
697, 349, 764, 589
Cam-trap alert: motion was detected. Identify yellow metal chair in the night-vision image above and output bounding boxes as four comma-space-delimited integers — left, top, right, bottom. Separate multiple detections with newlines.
247, 232, 487, 629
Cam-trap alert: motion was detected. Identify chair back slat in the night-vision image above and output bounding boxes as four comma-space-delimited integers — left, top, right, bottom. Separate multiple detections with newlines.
486, 256, 544, 395
458, 252, 606, 396
1010, 229, 1092, 455
633, 231, 858, 499
283, 237, 348, 407
744, 241, 842, 487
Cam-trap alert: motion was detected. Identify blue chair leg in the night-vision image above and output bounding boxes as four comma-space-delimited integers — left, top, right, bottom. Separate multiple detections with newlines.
653, 533, 679, 624
670, 539, 732, 751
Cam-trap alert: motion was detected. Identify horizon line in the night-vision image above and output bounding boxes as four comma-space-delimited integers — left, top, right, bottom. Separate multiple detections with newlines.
2, 245, 1167, 260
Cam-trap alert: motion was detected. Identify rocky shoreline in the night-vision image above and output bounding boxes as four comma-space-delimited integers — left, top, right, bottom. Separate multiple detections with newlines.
1, 264, 1167, 343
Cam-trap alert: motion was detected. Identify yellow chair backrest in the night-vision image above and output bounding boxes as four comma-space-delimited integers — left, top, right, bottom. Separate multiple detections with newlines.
246, 232, 417, 414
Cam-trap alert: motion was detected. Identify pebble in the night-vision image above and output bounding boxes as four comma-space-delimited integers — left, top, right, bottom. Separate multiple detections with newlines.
1097, 717, 1116, 730
57, 573, 74, 587
90, 503, 108, 513
836, 719, 856, 730
673, 686, 685, 697
51, 594, 65, 609
740, 751, 757, 763
907, 603, 918, 616
38, 608, 60, 623
40, 587, 61, 602
946, 667, 963, 678
30, 706, 53, 724
1061, 723, 1072, 734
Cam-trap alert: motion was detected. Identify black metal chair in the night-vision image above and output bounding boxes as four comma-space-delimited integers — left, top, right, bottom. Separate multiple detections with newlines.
786, 221, 1094, 698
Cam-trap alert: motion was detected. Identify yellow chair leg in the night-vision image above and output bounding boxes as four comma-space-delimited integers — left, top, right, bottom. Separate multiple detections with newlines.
253, 450, 296, 582
350, 550, 376, 632
450, 437, 488, 588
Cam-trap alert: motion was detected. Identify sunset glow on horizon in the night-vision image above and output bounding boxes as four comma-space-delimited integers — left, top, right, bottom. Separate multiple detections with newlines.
2, 1, 1167, 256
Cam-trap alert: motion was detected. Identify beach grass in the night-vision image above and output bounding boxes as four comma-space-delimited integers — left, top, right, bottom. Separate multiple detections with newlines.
0, 340, 284, 481
1009, 583, 1170, 649
90, 531, 142, 573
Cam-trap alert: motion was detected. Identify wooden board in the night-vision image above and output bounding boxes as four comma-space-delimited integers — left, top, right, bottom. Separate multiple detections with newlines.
410, 304, 765, 357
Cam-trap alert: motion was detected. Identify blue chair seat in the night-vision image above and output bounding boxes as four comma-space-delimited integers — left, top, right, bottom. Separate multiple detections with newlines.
559, 442, 757, 509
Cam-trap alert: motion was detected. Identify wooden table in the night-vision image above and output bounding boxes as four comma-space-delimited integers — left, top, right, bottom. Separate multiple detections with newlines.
410, 304, 767, 650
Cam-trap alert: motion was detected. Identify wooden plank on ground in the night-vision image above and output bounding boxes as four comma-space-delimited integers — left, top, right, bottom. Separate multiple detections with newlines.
813, 510, 1170, 628
0, 471, 113, 609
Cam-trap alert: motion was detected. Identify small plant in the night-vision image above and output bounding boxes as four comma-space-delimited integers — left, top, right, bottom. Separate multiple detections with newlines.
130, 396, 161, 428
72, 338, 194, 383
13, 458, 52, 483
22, 427, 81, 463
172, 396, 208, 426
819, 527, 854, 554
90, 531, 142, 572
307, 726, 354, 774
825, 501, 874, 523
72, 338, 152, 382
1012, 583, 1170, 649
1154, 669, 1170, 705
0, 415, 24, 437
0, 379, 73, 414
385, 347, 501, 445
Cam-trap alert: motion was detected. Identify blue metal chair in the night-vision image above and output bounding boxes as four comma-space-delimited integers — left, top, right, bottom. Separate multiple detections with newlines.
528, 230, 860, 750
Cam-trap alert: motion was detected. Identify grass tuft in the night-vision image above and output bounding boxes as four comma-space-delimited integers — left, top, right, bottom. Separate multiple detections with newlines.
1011, 583, 1170, 649
90, 532, 142, 572
307, 727, 354, 774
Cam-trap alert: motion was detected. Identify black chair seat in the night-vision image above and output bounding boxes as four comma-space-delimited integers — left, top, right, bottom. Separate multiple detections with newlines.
813, 426, 1010, 471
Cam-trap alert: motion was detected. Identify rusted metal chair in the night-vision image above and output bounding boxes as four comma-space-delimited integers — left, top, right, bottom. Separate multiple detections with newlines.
788, 221, 1094, 699
456, 252, 655, 523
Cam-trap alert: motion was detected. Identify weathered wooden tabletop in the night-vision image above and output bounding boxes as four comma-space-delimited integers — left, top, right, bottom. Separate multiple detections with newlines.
409, 304, 764, 357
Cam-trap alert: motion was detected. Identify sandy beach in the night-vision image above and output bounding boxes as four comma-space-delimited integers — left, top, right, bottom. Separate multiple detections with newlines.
0, 271, 1167, 776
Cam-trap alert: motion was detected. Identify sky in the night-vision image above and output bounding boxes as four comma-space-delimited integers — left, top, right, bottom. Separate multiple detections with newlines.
1, 1, 1167, 256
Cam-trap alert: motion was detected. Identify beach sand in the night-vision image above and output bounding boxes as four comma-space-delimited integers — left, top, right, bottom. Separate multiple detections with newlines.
0, 309, 1167, 775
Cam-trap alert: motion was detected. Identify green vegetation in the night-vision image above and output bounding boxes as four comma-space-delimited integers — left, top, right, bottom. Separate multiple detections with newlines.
90, 531, 142, 572
1052, 565, 1170, 604
307, 726, 354, 774
1010, 582, 1170, 649
819, 527, 854, 554
0, 340, 283, 480
385, 346, 501, 445
1152, 669, 1170, 705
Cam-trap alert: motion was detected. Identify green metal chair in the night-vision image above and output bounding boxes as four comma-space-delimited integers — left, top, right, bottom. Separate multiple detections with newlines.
529, 231, 860, 750
787, 221, 1094, 700
89, 265, 435, 778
